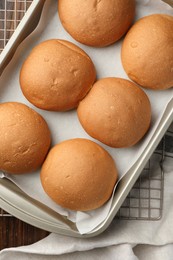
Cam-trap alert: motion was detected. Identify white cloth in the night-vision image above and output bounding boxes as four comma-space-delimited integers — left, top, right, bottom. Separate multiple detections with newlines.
1, 152, 173, 260
1, 244, 173, 260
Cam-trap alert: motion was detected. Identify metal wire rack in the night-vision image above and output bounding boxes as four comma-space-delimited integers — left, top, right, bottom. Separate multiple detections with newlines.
116, 122, 173, 220
0, 0, 33, 52
0, 0, 172, 222
116, 140, 165, 220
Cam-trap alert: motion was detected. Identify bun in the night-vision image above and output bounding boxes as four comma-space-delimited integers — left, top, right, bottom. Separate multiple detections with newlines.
40, 138, 118, 211
121, 14, 173, 90
0, 102, 51, 174
20, 39, 96, 111
58, 0, 135, 47
77, 78, 151, 148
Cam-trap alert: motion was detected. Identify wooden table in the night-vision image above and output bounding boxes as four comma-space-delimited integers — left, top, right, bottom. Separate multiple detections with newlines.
0, 210, 49, 250
0, 0, 49, 250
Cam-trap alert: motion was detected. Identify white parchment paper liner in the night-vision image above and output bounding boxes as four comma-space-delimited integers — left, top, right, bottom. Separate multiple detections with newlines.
0, 0, 173, 234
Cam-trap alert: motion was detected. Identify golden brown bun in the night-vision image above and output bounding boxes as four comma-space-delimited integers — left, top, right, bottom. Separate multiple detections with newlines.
0, 102, 51, 174
121, 14, 173, 90
40, 138, 118, 211
20, 39, 96, 111
77, 78, 151, 148
58, 0, 135, 47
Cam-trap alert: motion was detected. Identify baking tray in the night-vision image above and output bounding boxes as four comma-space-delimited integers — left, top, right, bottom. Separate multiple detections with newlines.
0, 0, 173, 238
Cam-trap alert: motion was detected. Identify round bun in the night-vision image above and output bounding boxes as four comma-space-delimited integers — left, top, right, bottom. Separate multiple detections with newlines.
58, 0, 135, 47
40, 138, 118, 211
20, 39, 96, 111
121, 14, 173, 90
77, 78, 151, 148
0, 102, 51, 174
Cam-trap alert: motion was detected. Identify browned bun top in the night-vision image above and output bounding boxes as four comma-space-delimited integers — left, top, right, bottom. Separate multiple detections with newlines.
0, 102, 51, 174
77, 78, 151, 148
40, 138, 118, 211
20, 39, 96, 111
121, 14, 173, 90
58, 0, 135, 47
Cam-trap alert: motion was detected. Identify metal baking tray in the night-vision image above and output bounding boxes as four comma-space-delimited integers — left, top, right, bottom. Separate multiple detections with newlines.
0, 0, 173, 238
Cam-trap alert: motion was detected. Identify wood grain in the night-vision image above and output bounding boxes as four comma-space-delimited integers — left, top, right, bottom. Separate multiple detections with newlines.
0, 214, 49, 250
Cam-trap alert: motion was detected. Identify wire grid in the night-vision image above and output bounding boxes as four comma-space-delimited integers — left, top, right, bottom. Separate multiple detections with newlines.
116, 123, 173, 220
0, 0, 171, 221
0, 0, 33, 52
116, 139, 165, 220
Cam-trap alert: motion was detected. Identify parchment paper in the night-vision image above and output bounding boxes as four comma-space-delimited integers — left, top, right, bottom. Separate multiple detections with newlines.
0, 0, 173, 234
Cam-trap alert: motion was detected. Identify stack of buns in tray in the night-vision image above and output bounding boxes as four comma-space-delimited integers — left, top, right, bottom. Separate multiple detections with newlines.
1, 0, 172, 211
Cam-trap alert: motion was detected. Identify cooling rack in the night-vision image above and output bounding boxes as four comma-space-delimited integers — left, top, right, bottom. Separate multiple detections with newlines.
116, 139, 165, 220
0, 0, 33, 52
0, 0, 173, 249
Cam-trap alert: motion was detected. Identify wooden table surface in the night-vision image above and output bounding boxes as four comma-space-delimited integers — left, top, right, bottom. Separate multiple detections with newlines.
0, 212, 49, 250
0, 0, 49, 250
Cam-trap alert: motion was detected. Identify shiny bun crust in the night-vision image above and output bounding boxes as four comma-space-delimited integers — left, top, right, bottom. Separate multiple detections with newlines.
20, 39, 96, 111
77, 78, 151, 148
121, 14, 173, 90
0, 102, 51, 174
58, 0, 135, 47
40, 138, 118, 211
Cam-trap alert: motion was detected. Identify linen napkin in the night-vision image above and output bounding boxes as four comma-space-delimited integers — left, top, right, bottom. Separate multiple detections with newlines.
1, 123, 173, 260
